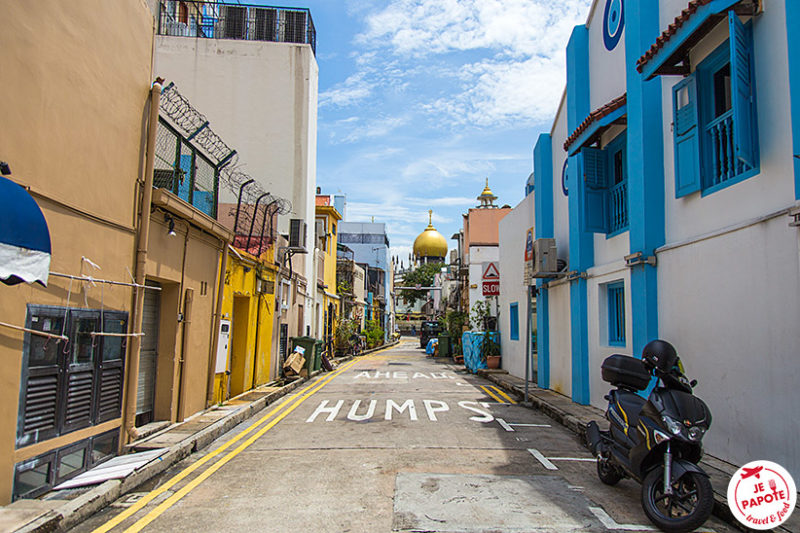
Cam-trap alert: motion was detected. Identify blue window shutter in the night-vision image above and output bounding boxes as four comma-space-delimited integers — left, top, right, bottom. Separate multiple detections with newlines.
729, 11, 756, 169
581, 147, 609, 233
672, 73, 702, 197
509, 303, 519, 341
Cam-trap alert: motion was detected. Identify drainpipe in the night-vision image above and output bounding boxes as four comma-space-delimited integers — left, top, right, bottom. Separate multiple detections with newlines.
177, 288, 194, 420
206, 242, 229, 406
124, 79, 162, 442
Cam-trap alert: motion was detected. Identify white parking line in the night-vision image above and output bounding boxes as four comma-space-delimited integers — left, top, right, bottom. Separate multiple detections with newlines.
549, 457, 596, 462
496, 418, 552, 432
589, 507, 716, 532
527, 448, 558, 470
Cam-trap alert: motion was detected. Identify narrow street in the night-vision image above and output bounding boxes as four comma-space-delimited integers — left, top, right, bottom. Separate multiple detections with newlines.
70, 340, 735, 533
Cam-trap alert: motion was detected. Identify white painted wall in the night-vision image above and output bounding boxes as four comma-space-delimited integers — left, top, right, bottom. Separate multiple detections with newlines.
586, 262, 632, 408
547, 283, 572, 398
587, 0, 627, 111
498, 194, 535, 380
155, 37, 319, 333
467, 246, 499, 314
551, 98, 571, 264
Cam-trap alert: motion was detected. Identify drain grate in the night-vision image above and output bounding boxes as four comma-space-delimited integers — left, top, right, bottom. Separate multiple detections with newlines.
388, 362, 412, 366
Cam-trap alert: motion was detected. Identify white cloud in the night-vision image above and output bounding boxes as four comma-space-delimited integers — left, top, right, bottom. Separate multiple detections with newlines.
319, 73, 373, 108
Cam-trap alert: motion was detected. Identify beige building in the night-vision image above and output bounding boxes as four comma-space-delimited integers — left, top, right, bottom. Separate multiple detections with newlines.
0, 1, 154, 503
154, 1, 320, 338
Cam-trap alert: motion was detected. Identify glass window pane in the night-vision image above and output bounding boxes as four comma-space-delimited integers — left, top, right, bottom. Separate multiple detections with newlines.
28, 314, 65, 367
71, 317, 97, 365
102, 317, 127, 361
15, 460, 51, 498
91, 432, 118, 465
58, 448, 86, 479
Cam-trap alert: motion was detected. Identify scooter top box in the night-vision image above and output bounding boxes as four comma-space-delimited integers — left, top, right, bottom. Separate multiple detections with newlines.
601, 354, 651, 391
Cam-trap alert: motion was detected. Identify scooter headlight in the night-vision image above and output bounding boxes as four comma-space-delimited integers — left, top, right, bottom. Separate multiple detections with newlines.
688, 426, 706, 441
662, 415, 683, 436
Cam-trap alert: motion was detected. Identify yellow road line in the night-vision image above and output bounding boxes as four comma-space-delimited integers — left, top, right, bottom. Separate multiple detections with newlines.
491, 386, 517, 404
93, 351, 380, 533
480, 385, 505, 403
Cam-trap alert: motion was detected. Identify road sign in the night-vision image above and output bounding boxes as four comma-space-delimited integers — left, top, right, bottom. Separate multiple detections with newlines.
482, 281, 499, 296
482, 262, 499, 280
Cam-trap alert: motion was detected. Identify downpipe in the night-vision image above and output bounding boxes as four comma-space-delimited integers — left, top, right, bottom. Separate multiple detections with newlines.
124, 79, 162, 443
664, 442, 673, 496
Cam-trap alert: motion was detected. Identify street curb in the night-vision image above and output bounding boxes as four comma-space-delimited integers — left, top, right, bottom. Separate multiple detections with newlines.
475, 371, 785, 533
12, 340, 402, 532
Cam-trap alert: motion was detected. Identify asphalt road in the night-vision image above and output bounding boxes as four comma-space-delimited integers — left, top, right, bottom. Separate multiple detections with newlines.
69, 340, 735, 532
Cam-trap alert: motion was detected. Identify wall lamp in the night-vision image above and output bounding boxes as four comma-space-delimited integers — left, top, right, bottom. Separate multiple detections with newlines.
164, 213, 177, 236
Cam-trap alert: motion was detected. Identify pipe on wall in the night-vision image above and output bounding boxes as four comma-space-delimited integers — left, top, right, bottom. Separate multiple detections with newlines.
206, 241, 229, 406
123, 80, 162, 443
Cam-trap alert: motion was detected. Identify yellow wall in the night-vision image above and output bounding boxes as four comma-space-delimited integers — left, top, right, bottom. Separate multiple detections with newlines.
215, 250, 276, 402
0, 0, 154, 503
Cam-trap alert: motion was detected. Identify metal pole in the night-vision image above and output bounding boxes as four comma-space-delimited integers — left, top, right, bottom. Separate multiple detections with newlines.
258, 199, 276, 257
246, 193, 268, 252
233, 179, 255, 236
525, 285, 532, 403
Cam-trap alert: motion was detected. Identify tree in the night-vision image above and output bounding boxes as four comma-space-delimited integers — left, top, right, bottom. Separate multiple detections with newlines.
400, 262, 444, 306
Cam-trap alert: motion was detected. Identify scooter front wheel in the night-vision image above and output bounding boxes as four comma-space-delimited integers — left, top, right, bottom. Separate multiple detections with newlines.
641, 468, 713, 533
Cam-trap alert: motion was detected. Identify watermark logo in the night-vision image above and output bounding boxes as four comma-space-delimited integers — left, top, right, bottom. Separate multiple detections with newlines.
727, 460, 796, 530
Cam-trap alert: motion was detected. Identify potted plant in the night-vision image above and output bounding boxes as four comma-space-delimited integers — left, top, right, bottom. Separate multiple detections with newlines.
470, 300, 500, 369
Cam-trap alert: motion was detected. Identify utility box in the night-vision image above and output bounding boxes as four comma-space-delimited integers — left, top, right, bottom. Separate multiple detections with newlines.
215, 319, 231, 373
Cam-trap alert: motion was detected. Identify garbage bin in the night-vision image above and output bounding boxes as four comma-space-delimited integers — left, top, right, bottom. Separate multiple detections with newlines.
438, 333, 451, 358
313, 340, 324, 371
290, 336, 317, 375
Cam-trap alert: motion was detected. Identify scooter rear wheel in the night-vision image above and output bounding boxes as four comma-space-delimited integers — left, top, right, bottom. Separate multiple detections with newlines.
641, 468, 713, 533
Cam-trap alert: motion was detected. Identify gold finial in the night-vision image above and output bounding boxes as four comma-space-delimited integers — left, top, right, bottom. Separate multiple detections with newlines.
485, 177, 489, 187
428, 209, 433, 225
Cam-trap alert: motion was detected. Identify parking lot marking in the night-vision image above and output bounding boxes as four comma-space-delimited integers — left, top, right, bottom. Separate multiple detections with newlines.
490, 386, 517, 404
589, 507, 717, 532
480, 385, 506, 403
528, 448, 558, 470
549, 457, 596, 462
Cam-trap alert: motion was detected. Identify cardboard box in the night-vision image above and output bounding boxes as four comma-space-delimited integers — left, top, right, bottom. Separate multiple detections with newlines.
283, 352, 305, 375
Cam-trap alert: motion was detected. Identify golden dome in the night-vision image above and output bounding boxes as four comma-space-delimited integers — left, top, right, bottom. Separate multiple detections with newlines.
479, 177, 495, 199
413, 210, 448, 259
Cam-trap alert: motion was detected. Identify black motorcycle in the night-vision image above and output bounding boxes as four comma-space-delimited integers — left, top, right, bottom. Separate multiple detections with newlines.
586, 340, 714, 532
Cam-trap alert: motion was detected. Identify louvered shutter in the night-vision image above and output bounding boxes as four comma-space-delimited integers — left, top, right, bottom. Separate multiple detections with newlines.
61, 311, 98, 434
581, 148, 609, 233
729, 11, 756, 169
672, 73, 702, 197
96, 312, 127, 423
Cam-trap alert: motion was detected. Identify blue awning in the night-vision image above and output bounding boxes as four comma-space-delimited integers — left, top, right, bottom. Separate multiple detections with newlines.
0, 176, 51, 286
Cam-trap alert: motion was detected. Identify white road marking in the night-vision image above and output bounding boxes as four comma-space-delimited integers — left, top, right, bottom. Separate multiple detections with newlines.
496, 418, 552, 432
589, 507, 716, 532
528, 448, 558, 470
549, 457, 597, 462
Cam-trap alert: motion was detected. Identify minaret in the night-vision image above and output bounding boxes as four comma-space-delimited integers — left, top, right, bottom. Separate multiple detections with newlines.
477, 178, 498, 208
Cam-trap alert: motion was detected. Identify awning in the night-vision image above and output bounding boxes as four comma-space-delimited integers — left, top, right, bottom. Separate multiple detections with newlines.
564, 95, 627, 155
636, 0, 756, 80
0, 177, 51, 286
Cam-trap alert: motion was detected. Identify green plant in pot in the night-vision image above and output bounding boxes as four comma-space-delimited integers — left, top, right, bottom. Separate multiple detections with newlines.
470, 300, 501, 369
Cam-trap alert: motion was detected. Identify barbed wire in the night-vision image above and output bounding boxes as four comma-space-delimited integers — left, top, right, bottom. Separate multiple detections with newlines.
158, 82, 293, 236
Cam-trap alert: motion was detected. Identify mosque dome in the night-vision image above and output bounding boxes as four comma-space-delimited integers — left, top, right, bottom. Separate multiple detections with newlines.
477, 177, 498, 208
413, 210, 448, 259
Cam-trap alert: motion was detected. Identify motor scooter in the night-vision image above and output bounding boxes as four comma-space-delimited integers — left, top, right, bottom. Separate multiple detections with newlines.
586, 340, 714, 533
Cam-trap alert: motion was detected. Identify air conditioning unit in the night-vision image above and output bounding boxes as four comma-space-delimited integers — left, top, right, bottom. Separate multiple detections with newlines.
530, 238, 558, 278
288, 219, 307, 252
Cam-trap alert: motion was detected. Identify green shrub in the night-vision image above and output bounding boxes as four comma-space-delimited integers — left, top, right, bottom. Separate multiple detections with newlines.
365, 319, 384, 348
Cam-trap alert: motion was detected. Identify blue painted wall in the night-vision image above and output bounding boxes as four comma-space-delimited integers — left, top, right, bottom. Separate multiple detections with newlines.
786, 0, 800, 200
533, 133, 554, 389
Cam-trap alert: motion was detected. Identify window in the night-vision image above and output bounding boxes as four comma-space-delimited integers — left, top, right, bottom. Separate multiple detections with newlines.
607, 282, 625, 347
672, 12, 758, 197
580, 131, 628, 236
509, 303, 519, 341
17, 306, 127, 448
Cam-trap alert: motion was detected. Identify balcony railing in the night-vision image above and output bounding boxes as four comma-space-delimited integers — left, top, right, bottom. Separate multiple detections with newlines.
705, 109, 749, 187
158, 1, 316, 55
609, 181, 628, 234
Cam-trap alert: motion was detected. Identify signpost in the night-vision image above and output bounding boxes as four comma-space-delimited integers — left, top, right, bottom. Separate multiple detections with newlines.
482, 262, 500, 296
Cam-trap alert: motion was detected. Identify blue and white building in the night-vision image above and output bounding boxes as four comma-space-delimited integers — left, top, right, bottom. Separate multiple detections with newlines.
531, 0, 800, 478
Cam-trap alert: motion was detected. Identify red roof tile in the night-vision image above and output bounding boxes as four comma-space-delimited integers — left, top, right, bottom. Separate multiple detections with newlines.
563, 94, 627, 152
636, 0, 711, 73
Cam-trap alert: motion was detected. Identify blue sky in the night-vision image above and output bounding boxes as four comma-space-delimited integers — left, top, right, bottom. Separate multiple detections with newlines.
284, 0, 593, 263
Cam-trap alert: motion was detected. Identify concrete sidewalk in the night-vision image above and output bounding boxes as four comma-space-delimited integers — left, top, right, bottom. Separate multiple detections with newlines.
1, 341, 398, 533
477, 368, 799, 533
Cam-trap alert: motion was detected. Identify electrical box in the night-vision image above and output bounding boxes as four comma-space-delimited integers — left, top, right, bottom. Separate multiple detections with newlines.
215, 319, 231, 374
530, 238, 558, 278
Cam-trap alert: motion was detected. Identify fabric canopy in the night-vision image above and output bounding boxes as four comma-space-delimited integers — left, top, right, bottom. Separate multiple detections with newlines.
0, 176, 51, 286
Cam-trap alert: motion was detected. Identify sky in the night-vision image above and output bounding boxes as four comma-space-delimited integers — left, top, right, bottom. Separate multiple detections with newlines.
277, 0, 594, 264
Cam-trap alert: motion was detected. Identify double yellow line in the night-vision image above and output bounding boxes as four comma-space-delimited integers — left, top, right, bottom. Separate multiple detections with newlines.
480, 385, 517, 404
94, 351, 378, 533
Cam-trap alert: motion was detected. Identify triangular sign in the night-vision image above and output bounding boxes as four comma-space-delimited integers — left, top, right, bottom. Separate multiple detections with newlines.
482, 262, 500, 279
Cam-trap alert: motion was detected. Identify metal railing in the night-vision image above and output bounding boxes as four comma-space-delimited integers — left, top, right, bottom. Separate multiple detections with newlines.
609, 181, 628, 234
158, 0, 316, 55
706, 109, 747, 186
